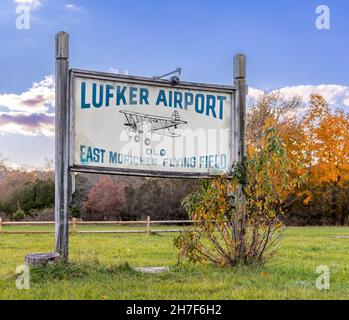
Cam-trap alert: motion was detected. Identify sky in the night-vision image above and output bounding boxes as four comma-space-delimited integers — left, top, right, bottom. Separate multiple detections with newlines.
0, 0, 348, 168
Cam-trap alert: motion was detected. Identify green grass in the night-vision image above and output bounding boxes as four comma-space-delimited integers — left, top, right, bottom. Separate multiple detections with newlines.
0, 226, 349, 300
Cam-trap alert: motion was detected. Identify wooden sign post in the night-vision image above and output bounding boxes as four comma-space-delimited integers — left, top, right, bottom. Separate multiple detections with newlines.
54, 31, 247, 261
233, 54, 247, 251
55, 32, 70, 260
233, 53, 247, 164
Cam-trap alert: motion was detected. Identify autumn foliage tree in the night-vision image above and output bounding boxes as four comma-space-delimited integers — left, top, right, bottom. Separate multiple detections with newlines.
175, 91, 349, 266
247, 93, 307, 179
83, 176, 125, 220
175, 128, 297, 266
248, 92, 349, 225
293, 95, 349, 224
303, 95, 349, 186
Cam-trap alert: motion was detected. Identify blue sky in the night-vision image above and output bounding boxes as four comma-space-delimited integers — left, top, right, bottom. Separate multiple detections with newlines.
0, 0, 349, 168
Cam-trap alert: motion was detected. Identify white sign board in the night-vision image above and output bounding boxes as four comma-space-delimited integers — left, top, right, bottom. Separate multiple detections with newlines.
70, 69, 236, 178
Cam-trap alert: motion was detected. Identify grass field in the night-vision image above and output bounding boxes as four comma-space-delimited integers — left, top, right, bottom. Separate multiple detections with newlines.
0, 225, 349, 300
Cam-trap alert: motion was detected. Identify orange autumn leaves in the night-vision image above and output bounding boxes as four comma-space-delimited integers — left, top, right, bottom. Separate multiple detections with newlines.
303, 95, 349, 186
248, 93, 349, 207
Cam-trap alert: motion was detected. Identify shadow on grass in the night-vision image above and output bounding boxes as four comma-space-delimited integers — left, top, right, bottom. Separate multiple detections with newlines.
25, 261, 215, 283
28, 261, 139, 283
8, 259, 281, 286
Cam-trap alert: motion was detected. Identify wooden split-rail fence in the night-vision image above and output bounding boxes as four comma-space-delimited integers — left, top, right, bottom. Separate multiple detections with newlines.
0, 217, 196, 235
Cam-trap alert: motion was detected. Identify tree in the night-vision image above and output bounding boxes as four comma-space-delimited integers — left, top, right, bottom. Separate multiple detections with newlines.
0, 171, 37, 214
300, 95, 349, 224
0, 153, 8, 173
303, 95, 349, 185
70, 174, 92, 218
122, 178, 197, 220
247, 92, 349, 225
18, 179, 55, 214
83, 176, 125, 220
175, 127, 297, 266
247, 92, 307, 180
42, 157, 55, 172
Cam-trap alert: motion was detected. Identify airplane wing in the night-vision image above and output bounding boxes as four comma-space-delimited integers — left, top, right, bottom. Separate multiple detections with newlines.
119, 110, 187, 135
149, 119, 177, 132
148, 110, 187, 132
120, 111, 146, 131
156, 127, 181, 138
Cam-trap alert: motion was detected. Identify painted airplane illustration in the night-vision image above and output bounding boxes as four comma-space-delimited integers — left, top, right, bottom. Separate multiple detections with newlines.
120, 110, 187, 145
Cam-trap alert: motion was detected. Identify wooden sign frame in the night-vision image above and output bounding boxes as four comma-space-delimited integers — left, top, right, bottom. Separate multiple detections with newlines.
54, 31, 247, 260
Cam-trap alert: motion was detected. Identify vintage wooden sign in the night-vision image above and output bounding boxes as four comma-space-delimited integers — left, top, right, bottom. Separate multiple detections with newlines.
54, 31, 247, 260
70, 70, 235, 178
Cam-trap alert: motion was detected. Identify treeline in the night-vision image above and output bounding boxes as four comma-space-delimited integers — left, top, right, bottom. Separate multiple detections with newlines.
71, 174, 197, 221
0, 170, 55, 221
0, 93, 348, 225
0, 168, 197, 221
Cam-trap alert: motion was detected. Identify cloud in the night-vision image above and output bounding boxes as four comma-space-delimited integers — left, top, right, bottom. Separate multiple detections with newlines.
248, 84, 349, 111
0, 112, 54, 136
0, 75, 54, 136
109, 67, 119, 74
64, 3, 84, 12
14, 0, 42, 10
0, 75, 54, 113
247, 87, 264, 100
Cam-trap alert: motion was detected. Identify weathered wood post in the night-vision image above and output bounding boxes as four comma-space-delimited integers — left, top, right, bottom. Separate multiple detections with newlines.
234, 54, 247, 161
72, 217, 77, 235
146, 216, 151, 235
0, 217, 2, 232
233, 54, 247, 256
55, 32, 70, 260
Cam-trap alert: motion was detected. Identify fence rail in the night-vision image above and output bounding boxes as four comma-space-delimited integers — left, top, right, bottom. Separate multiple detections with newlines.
0, 217, 195, 235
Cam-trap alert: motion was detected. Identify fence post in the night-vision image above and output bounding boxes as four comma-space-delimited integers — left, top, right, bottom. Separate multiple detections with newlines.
72, 218, 76, 235
146, 216, 150, 235
0, 217, 2, 232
